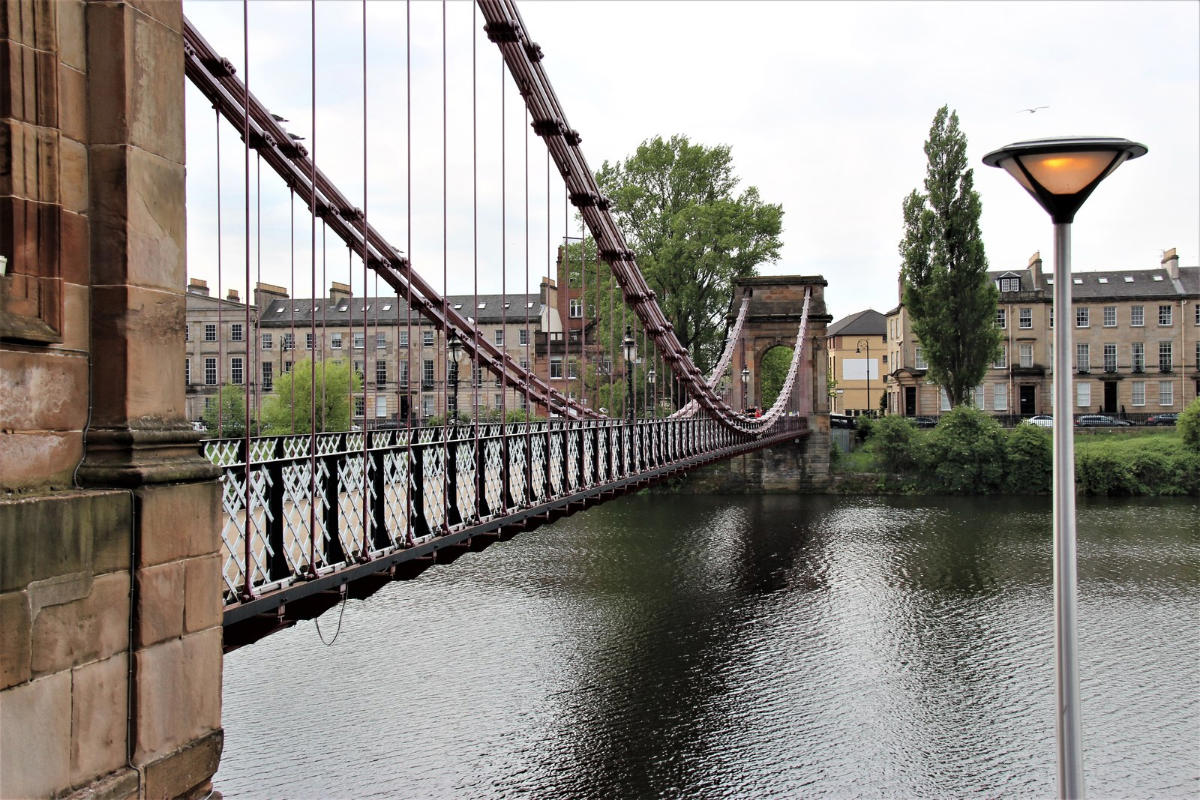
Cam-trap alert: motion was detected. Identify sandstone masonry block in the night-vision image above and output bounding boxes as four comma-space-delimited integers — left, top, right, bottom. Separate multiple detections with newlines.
184, 554, 223, 634
139, 481, 221, 567
0, 590, 32, 689
136, 560, 184, 647
134, 627, 222, 765
71, 653, 129, 786
0, 429, 81, 489
0, 671, 71, 798
142, 729, 223, 800
0, 347, 89, 430
32, 571, 129, 675
56, 0, 87, 71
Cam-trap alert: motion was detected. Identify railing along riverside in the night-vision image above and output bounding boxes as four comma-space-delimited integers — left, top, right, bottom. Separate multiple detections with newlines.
206, 415, 806, 648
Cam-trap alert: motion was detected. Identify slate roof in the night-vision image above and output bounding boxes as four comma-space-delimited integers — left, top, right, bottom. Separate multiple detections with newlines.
827, 308, 885, 337
989, 266, 1197, 301
258, 293, 542, 327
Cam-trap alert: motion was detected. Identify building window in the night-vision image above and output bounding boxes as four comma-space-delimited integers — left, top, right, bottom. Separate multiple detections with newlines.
204, 357, 217, 385
331, 332, 342, 349
999, 277, 1020, 292
354, 396, 365, 418
1195, 304, 1200, 325
282, 332, 295, 351
1131, 305, 1144, 327
262, 361, 273, 391
1049, 307, 1054, 328
376, 361, 387, 385
550, 356, 563, 379
398, 361, 409, 386
1132, 342, 1145, 372
1076, 343, 1089, 373
992, 345, 1006, 369
1158, 305, 1172, 326
204, 323, 217, 342
519, 329, 529, 346
1103, 343, 1117, 372
494, 393, 503, 407
1131, 381, 1145, 406
973, 385, 986, 410
939, 388, 951, 411
1075, 307, 1089, 328
567, 359, 579, 380
992, 383, 1007, 411
262, 333, 272, 350
398, 330, 409, 347
185, 325, 190, 342
1076, 381, 1090, 408
569, 298, 583, 318
423, 330, 434, 347
305, 332, 314, 350
495, 329, 504, 346
1102, 306, 1116, 327
353, 332, 365, 349
375, 396, 387, 418
1019, 343, 1033, 368
1159, 381, 1173, 406
422, 396, 435, 418
914, 346, 927, 370
283, 360, 292, 374
995, 308, 1006, 328
231, 323, 243, 342
376, 332, 387, 349
1159, 341, 1172, 372
1196, 341, 1200, 369
230, 357, 243, 385
185, 358, 190, 385
422, 359, 434, 387
1019, 308, 1032, 329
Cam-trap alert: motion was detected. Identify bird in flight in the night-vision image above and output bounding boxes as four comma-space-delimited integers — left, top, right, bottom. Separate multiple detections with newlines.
1018, 105, 1050, 114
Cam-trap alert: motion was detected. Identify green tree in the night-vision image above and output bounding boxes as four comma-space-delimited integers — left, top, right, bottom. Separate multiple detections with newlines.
203, 383, 253, 438
594, 135, 783, 401
1180, 396, 1200, 451
259, 358, 361, 434
759, 346, 792, 409
899, 106, 1001, 407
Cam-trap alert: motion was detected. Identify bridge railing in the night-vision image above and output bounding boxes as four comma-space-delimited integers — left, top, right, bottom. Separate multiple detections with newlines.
203, 416, 805, 605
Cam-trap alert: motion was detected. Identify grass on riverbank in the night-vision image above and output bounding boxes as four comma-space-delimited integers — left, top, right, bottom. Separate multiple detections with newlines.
834, 413, 1200, 496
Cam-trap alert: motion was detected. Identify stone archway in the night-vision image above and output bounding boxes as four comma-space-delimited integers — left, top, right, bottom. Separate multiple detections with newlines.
728, 276, 833, 425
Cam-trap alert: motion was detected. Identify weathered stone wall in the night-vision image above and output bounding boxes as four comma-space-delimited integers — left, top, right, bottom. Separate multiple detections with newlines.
674, 432, 832, 494
1, 2, 224, 798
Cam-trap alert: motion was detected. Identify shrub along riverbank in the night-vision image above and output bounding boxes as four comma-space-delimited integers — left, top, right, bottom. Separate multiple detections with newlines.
835, 400, 1200, 496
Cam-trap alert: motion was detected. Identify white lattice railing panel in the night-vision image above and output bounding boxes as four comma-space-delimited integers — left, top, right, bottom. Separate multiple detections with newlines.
279, 459, 330, 576
219, 465, 273, 600
549, 431, 564, 496
383, 450, 410, 546
530, 435, 546, 501
484, 438, 504, 515
335, 453, 374, 560
455, 440, 477, 522
507, 437, 526, 506
421, 442, 446, 532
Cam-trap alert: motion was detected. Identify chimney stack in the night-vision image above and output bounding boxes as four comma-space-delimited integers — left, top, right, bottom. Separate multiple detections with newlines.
226, 288, 240, 302
187, 277, 210, 296
329, 281, 352, 302
1028, 251, 1043, 290
1162, 247, 1180, 280
255, 281, 289, 309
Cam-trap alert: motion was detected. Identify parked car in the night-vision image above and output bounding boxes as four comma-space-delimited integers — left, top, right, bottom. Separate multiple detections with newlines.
1076, 414, 1132, 427
1024, 415, 1054, 428
912, 416, 938, 428
1145, 412, 1179, 426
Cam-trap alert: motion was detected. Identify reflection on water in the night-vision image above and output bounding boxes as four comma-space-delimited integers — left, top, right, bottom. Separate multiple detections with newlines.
217, 495, 1199, 798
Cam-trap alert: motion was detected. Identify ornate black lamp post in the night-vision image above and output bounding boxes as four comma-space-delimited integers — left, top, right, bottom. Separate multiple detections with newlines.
855, 338, 872, 416
447, 330, 461, 423
741, 366, 750, 413
983, 136, 1146, 800
646, 365, 655, 419
622, 326, 636, 422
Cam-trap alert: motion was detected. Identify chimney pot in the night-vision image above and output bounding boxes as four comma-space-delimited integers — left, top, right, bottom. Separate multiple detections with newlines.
1161, 247, 1180, 280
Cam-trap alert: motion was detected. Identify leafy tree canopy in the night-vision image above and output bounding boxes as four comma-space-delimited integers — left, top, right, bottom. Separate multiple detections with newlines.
203, 383, 253, 438
899, 106, 1001, 407
595, 135, 783, 386
759, 346, 793, 410
260, 358, 361, 434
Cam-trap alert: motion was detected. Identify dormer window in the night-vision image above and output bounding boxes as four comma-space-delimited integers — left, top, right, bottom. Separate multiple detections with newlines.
999, 277, 1020, 292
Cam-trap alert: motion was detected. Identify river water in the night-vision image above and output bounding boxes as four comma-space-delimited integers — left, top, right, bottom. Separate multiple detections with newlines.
215, 495, 1199, 799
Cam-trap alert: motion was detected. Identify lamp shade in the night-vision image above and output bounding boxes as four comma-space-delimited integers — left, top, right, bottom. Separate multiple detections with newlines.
982, 137, 1146, 223
646, 367, 655, 385
622, 326, 636, 363
447, 330, 461, 359
741, 367, 750, 384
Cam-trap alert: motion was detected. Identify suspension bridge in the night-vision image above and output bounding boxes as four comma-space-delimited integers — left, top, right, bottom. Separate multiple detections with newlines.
180, 3, 831, 650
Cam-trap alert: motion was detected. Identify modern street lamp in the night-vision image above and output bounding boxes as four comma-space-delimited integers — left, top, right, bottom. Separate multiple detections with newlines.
447, 330, 462, 423
741, 366, 750, 413
622, 325, 636, 423
855, 338, 872, 417
983, 136, 1146, 800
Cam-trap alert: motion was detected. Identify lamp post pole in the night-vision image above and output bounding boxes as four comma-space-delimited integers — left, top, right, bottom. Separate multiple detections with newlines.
741, 366, 750, 414
447, 331, 461, 423
647, 366, 656, 419
856, 339, 872, 416
622, 326, 636, 423
984, 137, 1146, 800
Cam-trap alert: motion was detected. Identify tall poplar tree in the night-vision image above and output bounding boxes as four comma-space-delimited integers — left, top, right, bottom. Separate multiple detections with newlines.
899, 106, 1000, 407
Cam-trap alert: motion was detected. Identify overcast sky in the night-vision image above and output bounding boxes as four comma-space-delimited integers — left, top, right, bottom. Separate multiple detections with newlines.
182, 0, 1199, 324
